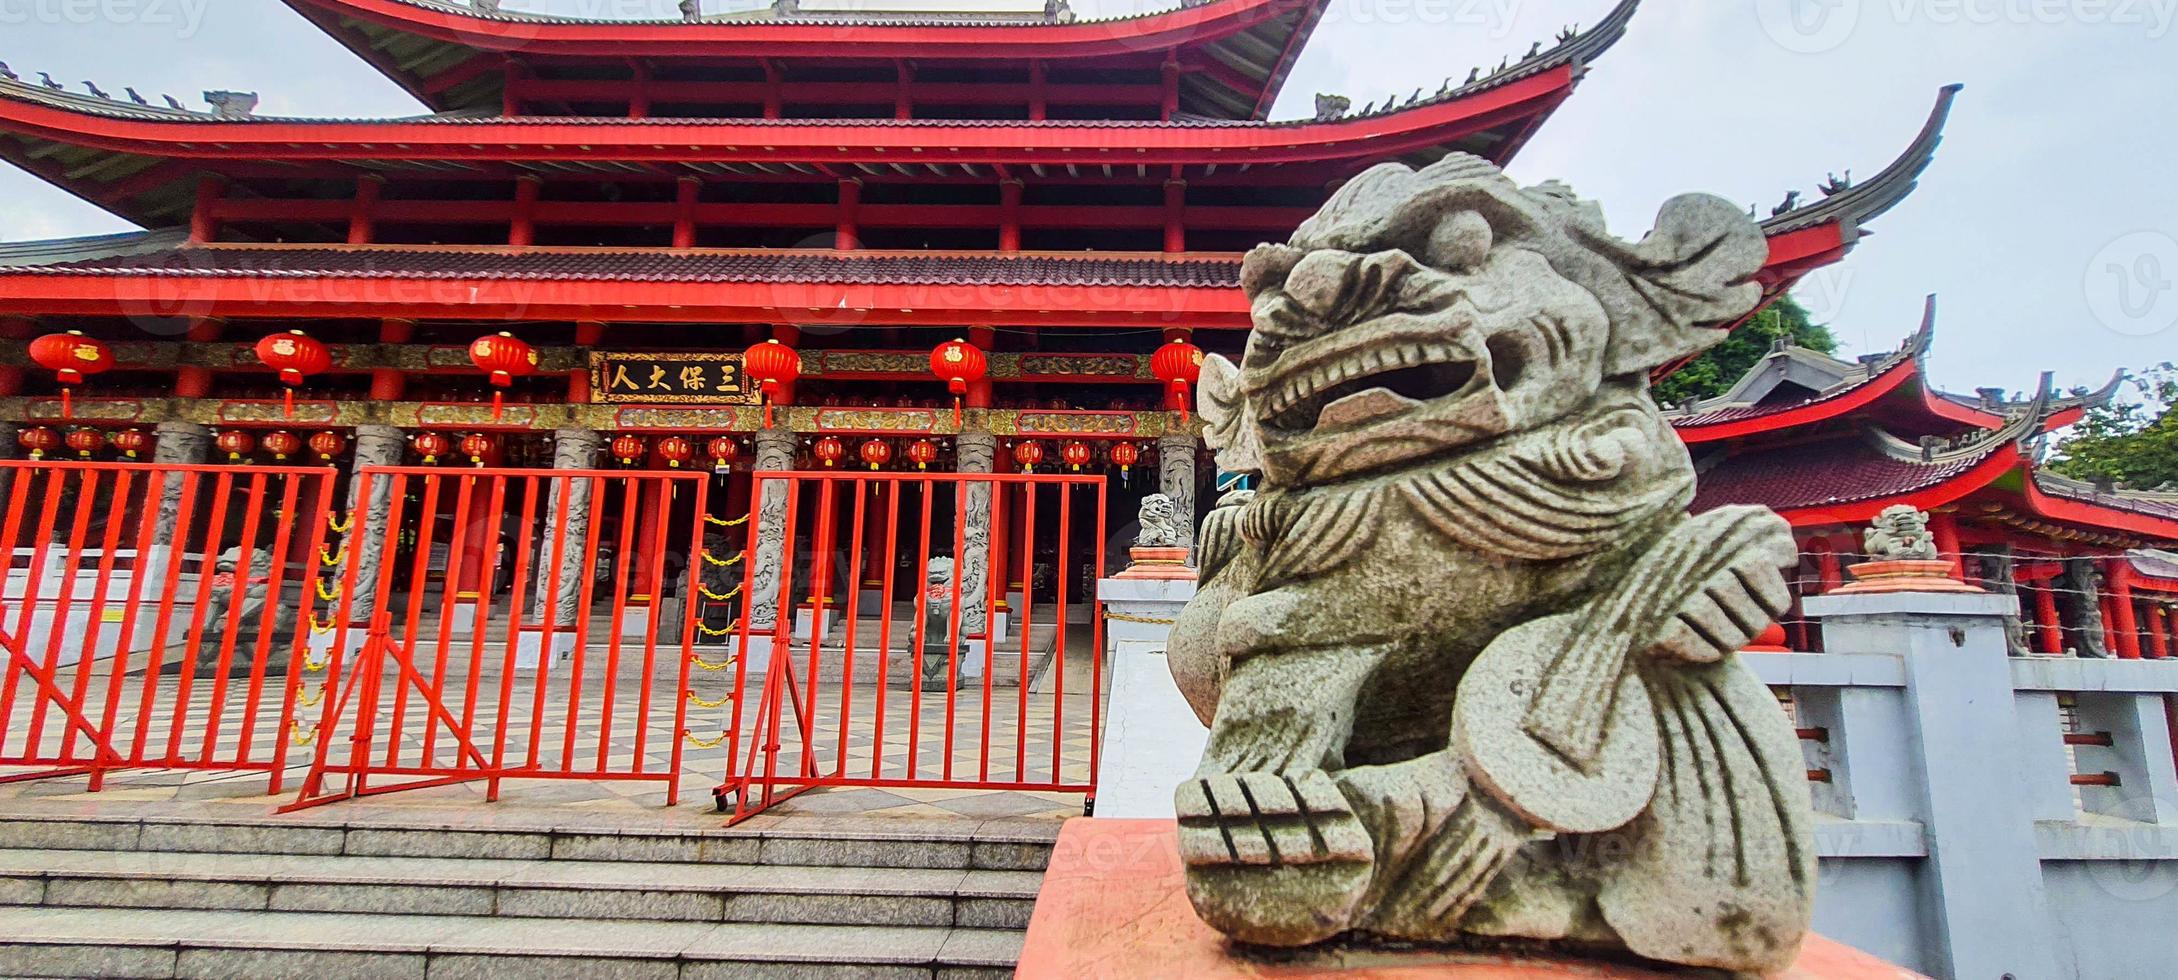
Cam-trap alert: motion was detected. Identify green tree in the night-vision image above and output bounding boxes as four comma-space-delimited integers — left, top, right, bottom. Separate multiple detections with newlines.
1654, 296, 1838, 404
2048, 364, 2178, 491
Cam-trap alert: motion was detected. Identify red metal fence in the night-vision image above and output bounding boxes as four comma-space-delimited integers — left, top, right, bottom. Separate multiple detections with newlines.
714, 470, 1107, 823
286, 466, 714, 810
0, 460, 339, 794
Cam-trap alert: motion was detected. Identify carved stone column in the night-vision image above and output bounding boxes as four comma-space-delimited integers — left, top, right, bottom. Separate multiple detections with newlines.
746, 428, 797, 631
342, 425, 405, 625
954, 432, 995, 628
1158, 433, 1199, 557
533, 428, 601, 627
137, 422, 213, 596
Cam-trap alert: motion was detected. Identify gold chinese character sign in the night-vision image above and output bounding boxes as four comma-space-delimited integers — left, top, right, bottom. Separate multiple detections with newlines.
589, 352, 757, 405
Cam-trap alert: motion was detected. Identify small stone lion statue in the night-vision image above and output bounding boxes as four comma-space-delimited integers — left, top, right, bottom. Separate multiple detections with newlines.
1168, 152, 1812, 973
1863, 505, 1939, 561
1135, 493, 1183, 548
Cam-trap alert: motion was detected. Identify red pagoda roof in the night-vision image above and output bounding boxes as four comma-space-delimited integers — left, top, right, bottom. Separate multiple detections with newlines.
1691, 422, 2027, 522
281, 0, 1338, 118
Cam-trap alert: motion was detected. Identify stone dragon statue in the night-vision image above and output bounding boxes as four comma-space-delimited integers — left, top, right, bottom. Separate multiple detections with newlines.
1863, 505, 1939, 561
1168, 153, 1814, 972
1136, 493, 1185, 548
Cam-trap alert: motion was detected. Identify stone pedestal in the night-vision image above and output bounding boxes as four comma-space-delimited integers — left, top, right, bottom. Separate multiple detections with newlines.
1802, 589, 2058, 980
1093, 576, 1204, 819
1835, 559, 1981, 595
1017, 820, 1919, 979
1112, 547, 1197, 582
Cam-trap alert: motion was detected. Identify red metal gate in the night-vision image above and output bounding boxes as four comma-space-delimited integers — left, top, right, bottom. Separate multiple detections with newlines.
714, 470, 1107, 822
285, 465, 718, 810
0, 459, 340, 794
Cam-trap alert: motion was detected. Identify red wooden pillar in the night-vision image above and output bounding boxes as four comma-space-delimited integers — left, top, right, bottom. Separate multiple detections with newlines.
0, 315, 23, 396
630, 475, 667, 604
372, 318, 411, 402
762, 60, 783, 119
502, 61, 523, 116
837, 179, 862, 251
189, 175, 226, 244
2108, 560, 2144, 659
509, 176, 542, 248
628, 60, 651, 119
2100, 596, 2121, 658
967, 326, 995, 410
1159, 59, 1181, 120
1162, 180, 1186, 253
859, 479, 889, 598
999, 180, 1023, 253
1816, 548, 1844, 595
1930, 512, 1964, 580
2147, 605, 2171, 660
894, 60, 914, 120
455, 484, 496, 601
176, 316, 220, 398
673, 177, 700, 249
1027, 61, 1047, 121
348, 175, 383, 245
2034, 585, 2064, 655
576, 320, 606, 347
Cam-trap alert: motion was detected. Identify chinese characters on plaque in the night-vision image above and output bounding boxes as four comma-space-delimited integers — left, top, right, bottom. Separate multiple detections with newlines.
588, 352, 757, 405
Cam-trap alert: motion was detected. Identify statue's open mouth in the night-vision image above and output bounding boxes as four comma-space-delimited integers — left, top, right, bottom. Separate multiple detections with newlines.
1260, 344, 1481, 434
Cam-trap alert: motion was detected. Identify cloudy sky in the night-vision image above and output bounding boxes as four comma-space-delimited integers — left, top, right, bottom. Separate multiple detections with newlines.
2, 0, 2174, 396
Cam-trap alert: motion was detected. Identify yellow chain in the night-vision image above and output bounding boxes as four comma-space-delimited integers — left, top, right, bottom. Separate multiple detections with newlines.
302, 649, 330, 673
686, 689, 729, 708
315, 578, 340, 602
1105, 611, 1178, 626
290, 722, 318, 747
699, 583, 743, 602
319, 545, 347, 566
696, 622, 735, 638
326, 511, 354, 534
309, 615, 336, 635
296, 684, 325, 708
690, 652, 735, 671
701, 550, 744, 568
705, 513, 750, 528
683, 729, 726, 748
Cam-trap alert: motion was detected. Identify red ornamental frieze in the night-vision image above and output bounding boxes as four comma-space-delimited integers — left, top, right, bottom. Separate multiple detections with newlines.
614, 407, 742, 430
1012, 354, 1146, 380
25, 398, 143, 422
1013, 410, 1141, 437
812, 351, 927, 376
220, 400, 339, 425
414, 403, 542, 428
814, 408, 938, 434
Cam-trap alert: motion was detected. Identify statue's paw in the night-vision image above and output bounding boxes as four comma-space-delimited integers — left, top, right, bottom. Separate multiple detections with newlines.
1362, 795, 1531, 941
1649, 542, 1795, 664
1176, 770, 1375, 946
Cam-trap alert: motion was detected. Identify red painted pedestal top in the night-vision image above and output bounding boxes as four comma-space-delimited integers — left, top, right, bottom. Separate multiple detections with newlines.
1016, 819, 1923, 980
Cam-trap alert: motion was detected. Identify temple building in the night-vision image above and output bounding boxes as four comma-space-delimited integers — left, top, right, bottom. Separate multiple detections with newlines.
1671, 298, 2178, 658
0, 0, 2147, 650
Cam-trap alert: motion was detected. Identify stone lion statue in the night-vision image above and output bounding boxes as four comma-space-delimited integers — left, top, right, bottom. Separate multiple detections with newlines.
1135, 493, 1184, 549
1168, 153, 1812, 972
1863, 504, 1939, 561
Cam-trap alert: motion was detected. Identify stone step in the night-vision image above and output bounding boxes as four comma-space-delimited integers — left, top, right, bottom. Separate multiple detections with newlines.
0, 905, 1023, 979
0, 810, 1059, 872
0, 847, 1043, 929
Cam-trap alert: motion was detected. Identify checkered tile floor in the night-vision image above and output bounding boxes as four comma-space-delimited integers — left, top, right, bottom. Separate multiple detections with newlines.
3, 631, 1099, 821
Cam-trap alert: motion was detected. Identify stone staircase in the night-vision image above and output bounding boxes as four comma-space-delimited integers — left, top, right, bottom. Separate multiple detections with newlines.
0, 805, 1058, 979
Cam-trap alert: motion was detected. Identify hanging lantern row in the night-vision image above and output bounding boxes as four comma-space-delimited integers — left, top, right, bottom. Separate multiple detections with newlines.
16, 426, 59, 460
254, 330, 330, 419
742, 339, 801, 429
28, 331, 114, 420
928, 338, 987, 427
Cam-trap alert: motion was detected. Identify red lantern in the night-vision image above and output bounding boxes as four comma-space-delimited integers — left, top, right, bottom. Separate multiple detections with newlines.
859, 438, 893, 471
64, 428, 105, 460
1012, 440, 1045, 473
928, 338, 988, 428
611, 434, 646, 465
1151, 338, 1205, 422
905, 438, 939, 471
261, 430, 302, 461
468, 332, 537, 420
742, 339, 801, 428
254, 329, 330, 418
215, 429, 256, 464
657, 435, 695, 469
459, 433, 496, 466
110, 428, 150, 459
308, 430, 346, 462
413, 431, 451, 465
28, 330, 113, 419
812, 436, 846, 468
17, 426, 58, 460
1061, 440, 1092, 472
705, 436, 740, 473
1109, 441, 1141, 486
